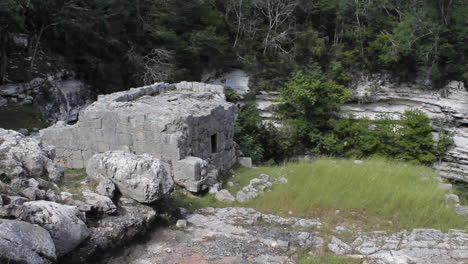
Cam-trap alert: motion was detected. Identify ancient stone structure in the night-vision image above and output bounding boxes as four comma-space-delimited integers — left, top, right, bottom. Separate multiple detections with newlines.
40, 82, 238, 191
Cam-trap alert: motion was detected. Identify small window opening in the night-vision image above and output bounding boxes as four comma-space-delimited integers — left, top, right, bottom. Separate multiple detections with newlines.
211, 134, 218, 153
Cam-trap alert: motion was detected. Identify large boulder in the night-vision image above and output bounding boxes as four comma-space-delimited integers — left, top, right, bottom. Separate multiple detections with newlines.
0, 129, 64, 181
21, 201, 90, 256
0, 219, 56, 264
86, 151, 174, 203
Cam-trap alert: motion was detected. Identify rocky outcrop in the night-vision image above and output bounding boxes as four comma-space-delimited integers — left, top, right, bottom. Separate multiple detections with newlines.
20, 201, 90, 256
0, 71, 91, 122
107, 207, 323, 264
203, 69, 251, 96
343, 74, 468, 183
86, 151, 174, 203
0, 219, 56, 264
346, 228, 468, 264
0, 128, 63, 181
64, 197, 158, 264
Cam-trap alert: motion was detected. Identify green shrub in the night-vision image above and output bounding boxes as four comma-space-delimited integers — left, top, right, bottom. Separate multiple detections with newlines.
225, 88, 241, 102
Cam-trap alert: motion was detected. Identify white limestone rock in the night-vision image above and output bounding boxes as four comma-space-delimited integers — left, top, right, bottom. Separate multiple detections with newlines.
173, 156, 208, 193
0, 129, 64, 181
86, 151, 174, 203
21, 201, 90, 256
328, 236, 352, 255
95, 178, 116, 198
82, 190, 117, 214
0, 219, 56, 264
215, 189, 236, 202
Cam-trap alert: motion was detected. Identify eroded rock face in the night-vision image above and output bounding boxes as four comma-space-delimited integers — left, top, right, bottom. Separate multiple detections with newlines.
65, 197, 157, 264
343, 75, 468, 183
349, 228, 468, 264
107, 207, 323, 264
21, 201, 90, 256
0, 219, 56, 264
0, 72, 91, 123
86, 151, 174, 203
0, 129, 64, 181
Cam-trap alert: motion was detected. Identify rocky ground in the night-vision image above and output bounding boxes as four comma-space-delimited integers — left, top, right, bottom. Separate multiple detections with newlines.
106, 207, 468, 264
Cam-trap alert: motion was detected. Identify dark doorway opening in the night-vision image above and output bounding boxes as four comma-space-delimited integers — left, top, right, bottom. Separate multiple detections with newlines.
211, 134, 218, 153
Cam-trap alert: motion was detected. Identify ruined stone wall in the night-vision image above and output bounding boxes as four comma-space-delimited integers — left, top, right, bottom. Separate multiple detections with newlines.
39, 82, 237, 173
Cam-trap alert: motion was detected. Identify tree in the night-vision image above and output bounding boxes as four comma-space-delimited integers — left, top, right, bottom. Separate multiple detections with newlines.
0, 0, 30, 83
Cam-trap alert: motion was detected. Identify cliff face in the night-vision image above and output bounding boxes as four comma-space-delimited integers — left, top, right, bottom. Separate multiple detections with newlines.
342, 73, 468, 183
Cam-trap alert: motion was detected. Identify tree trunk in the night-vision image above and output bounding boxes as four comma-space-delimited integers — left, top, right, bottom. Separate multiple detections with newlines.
0, 31, 8, 85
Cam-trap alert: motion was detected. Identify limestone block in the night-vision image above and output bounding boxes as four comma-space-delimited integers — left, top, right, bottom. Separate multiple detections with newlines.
173, 156, 208, 192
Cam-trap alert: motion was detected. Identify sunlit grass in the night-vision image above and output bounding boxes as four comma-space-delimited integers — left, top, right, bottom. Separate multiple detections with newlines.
240, 157, 466, 231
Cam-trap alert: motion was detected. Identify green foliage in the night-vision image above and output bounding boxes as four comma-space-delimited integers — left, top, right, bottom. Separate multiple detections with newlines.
318, 110, 450, 164
225, 88, 241, 102
281, 66, 352, 116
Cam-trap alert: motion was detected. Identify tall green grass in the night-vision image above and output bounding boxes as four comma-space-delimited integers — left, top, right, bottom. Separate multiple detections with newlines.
238, 158, 466, 231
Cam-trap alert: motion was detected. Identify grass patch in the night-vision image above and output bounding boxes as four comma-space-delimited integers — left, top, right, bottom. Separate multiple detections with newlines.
298, 254, 362, 264
60, 168, 97, 200
0, 105, 49, 131
233, 158, 466, 231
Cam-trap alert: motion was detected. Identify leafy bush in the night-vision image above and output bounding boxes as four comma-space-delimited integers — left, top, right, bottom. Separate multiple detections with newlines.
225, 88, 241, 102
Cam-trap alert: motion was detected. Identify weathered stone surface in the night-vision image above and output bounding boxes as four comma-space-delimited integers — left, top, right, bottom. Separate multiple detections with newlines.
66, 197, 157, 263
238, 157, 253, 168
328, 236, 352, 255
236, 174, 274, 203
87, 151, 174, 203
0, 219, 56, 264
204, 69, 251, 96
40, 82, 238, 192
21, 201, 90, 256
215, 189, 236, 202
173, 156, 208, 192
343, 76, 468, 183
0, 129, 64, 181
106, 207, 322, 264
350, 228, 468, 264
0, 71, 91, 122
95, 178, 116, 198
82, 190, 117, 214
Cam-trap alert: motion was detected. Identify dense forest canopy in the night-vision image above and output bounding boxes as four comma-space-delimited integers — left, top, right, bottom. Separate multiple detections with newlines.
0, 0, 466, 93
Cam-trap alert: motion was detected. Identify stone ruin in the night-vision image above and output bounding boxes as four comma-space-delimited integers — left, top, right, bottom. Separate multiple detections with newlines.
39, 81, 238, 192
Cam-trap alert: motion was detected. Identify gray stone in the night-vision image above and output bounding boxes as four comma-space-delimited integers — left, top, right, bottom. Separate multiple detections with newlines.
67, 197, 157, 263
238, 157, 253, 168
328, 236, 352, 255
95, 178, 116, 198
82, 190, 117, 214
445, 193, 460, 205
0, 129, 64, 181
208, 182, 222, 194
0, 219, 56, 264
39, 82, 238, 191
86, 151, 174, 203
176, 219, 187, 228
173, 156, 207, 193
21, 201, 90, 256
0, 96, 7, 106
215, 189, 236, 202
437, 182, 452, 190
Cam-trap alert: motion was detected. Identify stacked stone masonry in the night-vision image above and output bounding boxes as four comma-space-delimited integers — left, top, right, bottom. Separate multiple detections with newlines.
40, 82, 237, 191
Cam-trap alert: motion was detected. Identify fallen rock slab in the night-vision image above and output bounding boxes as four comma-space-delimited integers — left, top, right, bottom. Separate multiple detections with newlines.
86, 151, 174, 203
21, 201, 90, 256
0, 219, 56, 264
64, 197, 157, 263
